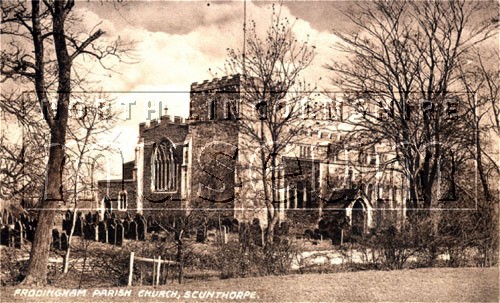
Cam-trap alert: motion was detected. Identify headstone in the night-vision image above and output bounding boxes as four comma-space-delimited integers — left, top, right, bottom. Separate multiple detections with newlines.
230, 218, 239, 233
116, 223, 124, 246
74, 215, 83, 236
104, 211, 111, 222
123, 219, 130, 236
14, 221, 23, 246
7, 213, 13, 225
251, 219, 263, 247
137, 218, 146, 241
52, 229, 61, 250
93, 224, 99, 242
60, 231, 69, 251
1, 226, 11, 246
127, 221, 137, 240
218, 225, 228, 244
83, 223, 91, 240
108, 223, 116, 245
85, 212, 92, 224
238, 223, 250, 247
2, 210, 8, 225
26, 225, 35, 242
196, 225, 207, 243
98, 222, 108, 243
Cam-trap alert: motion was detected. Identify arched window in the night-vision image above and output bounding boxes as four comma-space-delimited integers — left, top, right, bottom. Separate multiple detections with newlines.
152, 142, 176, 192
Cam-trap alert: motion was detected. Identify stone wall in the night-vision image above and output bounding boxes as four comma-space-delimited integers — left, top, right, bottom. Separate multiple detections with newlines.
97, 179, 136, 217
139, 119, 189, 215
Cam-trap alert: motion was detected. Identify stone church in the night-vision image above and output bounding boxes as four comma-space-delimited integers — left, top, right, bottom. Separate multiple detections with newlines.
98, 74, 407, 234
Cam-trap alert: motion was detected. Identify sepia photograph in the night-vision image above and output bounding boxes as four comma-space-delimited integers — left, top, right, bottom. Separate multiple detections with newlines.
0, 0, 499, 302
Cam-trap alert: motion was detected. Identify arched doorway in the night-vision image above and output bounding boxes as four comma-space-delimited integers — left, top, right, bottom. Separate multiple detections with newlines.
351, 199, 365, 236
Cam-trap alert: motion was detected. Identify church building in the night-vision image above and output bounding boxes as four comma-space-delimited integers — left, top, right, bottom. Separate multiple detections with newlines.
98, 74, 407, 233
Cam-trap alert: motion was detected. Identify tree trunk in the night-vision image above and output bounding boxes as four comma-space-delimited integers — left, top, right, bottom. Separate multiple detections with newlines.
22, 138, 65, 286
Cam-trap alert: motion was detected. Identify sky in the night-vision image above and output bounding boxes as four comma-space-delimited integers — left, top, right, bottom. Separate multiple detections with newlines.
5, 0, 495, 177
71, 0, 357, 165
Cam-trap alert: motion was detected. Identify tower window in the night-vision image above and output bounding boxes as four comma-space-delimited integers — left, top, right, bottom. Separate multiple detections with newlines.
152, 141, 177, 192
209, 99, 217, 120
118, 191, 127, 210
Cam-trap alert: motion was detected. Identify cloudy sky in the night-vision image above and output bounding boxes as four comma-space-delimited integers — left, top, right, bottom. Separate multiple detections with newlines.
64, 0, 496, 172
71, 0, 359, 165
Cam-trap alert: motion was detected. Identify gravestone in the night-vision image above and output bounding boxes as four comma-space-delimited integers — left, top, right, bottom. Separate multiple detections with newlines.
137, 218, 146, 241
52, 229, 61, 250
251, 219, 263, 247
196, 225, 207, 243
108, 223, 116, 245
1, 226, 11, 246
116, 223, 124, 246
98, 222, 108, 243
2, 210, 8, 225
218, 225, 228, 244
13, 230, 21, 249
26, 225, 35, 242
74, 214, 83, 237
14, 221, 23, 245
127, 221, 137, 240
123, 219, 130, 236
60, 232, 68, 251
85, 212, 92, 224
104, 211, 111, 222
93, 223, 99, 241
238, 223, 250, 246
84, 223, 92, 240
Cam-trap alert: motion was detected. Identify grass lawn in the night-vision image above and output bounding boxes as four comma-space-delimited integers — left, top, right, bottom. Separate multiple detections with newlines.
1, 267, 498, 302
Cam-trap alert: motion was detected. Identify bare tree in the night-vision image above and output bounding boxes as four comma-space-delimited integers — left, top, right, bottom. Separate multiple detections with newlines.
62, 92, 118, 274
327, 0, 496, 215
456, 49, 499, 203
1, 0, 130, 285
225, 4, 317, 244
0, 92, 48, 210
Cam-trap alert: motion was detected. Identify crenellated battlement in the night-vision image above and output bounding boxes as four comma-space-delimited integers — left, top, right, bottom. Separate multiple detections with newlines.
139, 115, 187, 133
190, 74, 241, 92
